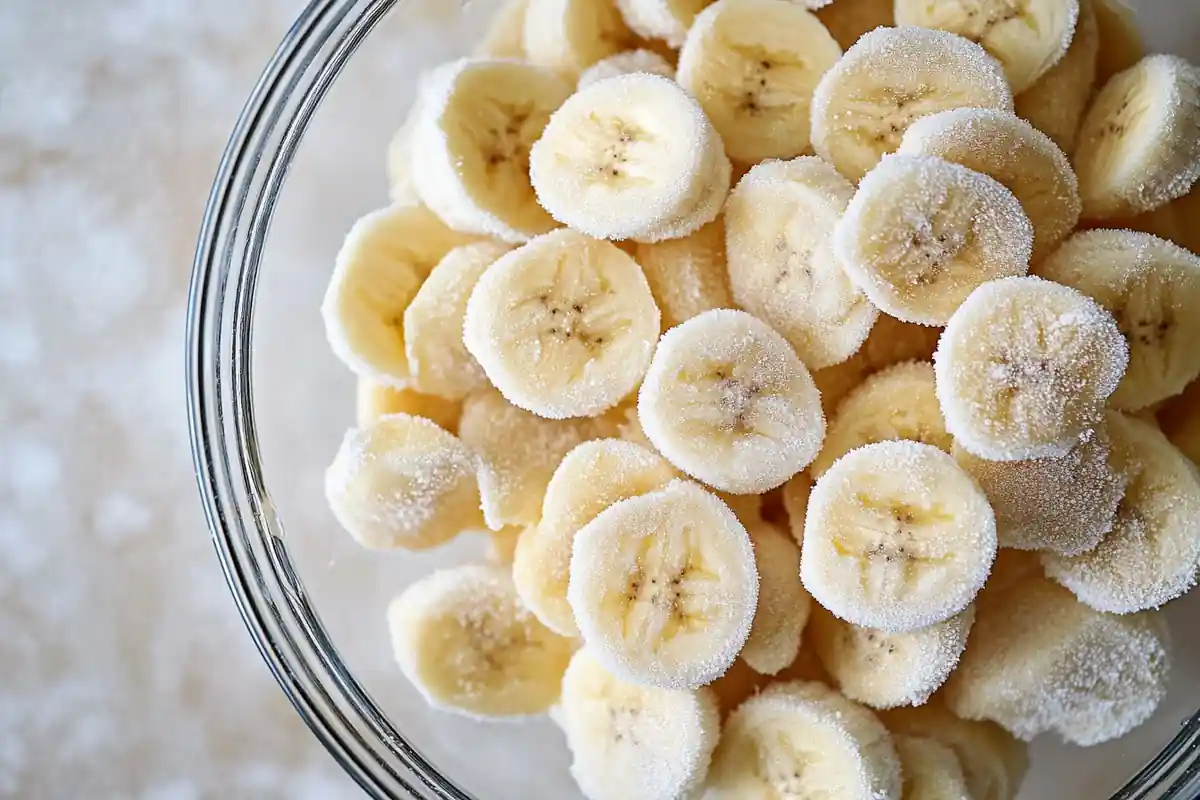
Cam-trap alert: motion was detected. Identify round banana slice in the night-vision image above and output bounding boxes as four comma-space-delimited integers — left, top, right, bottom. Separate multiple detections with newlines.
1042, 412, 1200, 614
899, 108, 1081, 261
705, 681, 902, 800
513, 439, 678, 636
725, 156, 879, 369
741, 521, 812, 675
559, 649, 720, 800
944, 574, 1170, 746
615, 0, 712, 48
1093, 0, 1143, 84
811, 361, 952, 478
1035, 229, 1200, 411
463, 229, 660, 419
814, 0, 894, 51
1073, 54, 1200, 220
387, 564, 575, 718
474, 0, 529, 58
811, 26, 1014, 182
355, 377, 462, 433
893, 734, 973, 800
801, 440, 997, 633
809, 604, 974, 711
1159, 377, 1200, 464
781, 471, 812, 546
638, 309, 826, 495
523, 0, 636, 75
567, 480, 759, 689
677, 0, 842, 163
325, 414, 482, 550
633, 219, 733, 331
577, 48, 675, 89
530, 73, 729, 243
834, 153, 1034, 326
934, 276, 1129, 461
411, 58, 571, 243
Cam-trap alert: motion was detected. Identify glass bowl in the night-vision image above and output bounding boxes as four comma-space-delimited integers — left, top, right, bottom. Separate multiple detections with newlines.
185, 0, 1200, 796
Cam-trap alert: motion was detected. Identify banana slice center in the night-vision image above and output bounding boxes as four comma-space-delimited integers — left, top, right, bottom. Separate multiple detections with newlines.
714, 367, 763, 432
834, 498, 955, 600
459, 610, 537, 675
472, 100, 545, 182
620, 526, 721, 648
575, 115, 658, 188
960, 1, 1029, 42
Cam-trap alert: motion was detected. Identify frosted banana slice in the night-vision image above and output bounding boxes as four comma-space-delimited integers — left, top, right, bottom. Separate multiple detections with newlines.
705, 681, 902, 800
355, 378, 462, 433
513, 439, 677, 636
801, 440, 997, 633
811, 26, 1014, 181
1073, 55, 1200, 219
634, 220, 732, 331
523, 0, 636, 75
463, 229, 660, 419
944, 575, 1170, 745
577, 48, 675, 88
741, 521, 811, 675
934, 276, 1129, 461
834, 154, 1034, 326
387, 565, 575, 718
325, 414, 482, 550
725, 157, 878, 369
893, 735, 973, 800
781, 471, 812, 546
567, 480, 758, 689
475, 0, 529, 58
638, 309, 826, 494
1093, 0, 1143, 83
1042, 412, 1200, 613
677, 0, 842, 162
814, 0, 894, 51
1035, 229, 1200, 410
559, 649, 720, 800
411, 58, 571, 243
615, 0, 711, 47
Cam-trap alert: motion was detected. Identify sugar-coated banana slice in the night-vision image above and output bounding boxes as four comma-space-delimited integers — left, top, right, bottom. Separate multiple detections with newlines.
944, 574, 1170, 745
634, 219, 732, 331
781, 470, 812, 546
801, 440, 997, 633
615, 0, 712, 48
463, 229, 660, 419
1093, 0, 1143, 84
811, 26, 1014, 182
325, 414, 482, 550
677, 0, 842, 163
513, 439, 677, 637
576, 48, 675, 89
530, 73, 730, 243
935, 276, 1129, 461
567, 480, 758, 689
814, 0, 894, 50
1042, 412, 1200, 614
893, 734, 973, 800
1073, 54, 1200, 220
1159, 377, 1200, 464
523, 0, 636, 75
834, 154, 1034, 326
705, 681, 902, 800
638, 309, 826, 494
741, 521, 811, 675
559, 649, 720, 800
387, 564, 575, 718
474, 0, 530, 58
725, 156, 878, 369
355, 377, 462, 433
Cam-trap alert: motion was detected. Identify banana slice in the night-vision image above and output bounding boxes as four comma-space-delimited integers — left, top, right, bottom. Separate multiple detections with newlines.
404, 241, 512, 400
633, 219, 732, 331
387, 564, 575, 718
1159, 378, 1200, 464
638, 309, 826, 494
411, 58, 571, 243
704, 680, 902, 800
944, 574, 1170, 745
322, 203, 477, 387
1042, 412, 1200, 614
559, 649, 720, 800
463, 229, 661, 419
1093, 0, 1143, 84
1035, 229, 1200, 411
676, 0, 842, 163
782, 471, 812, 546
486, 525, 525, 565
814, 0, 894, 50
741, 521, 812, 675
355, 377, 462, 432
1073, 55, 1200, 220
325, 414, 482, 550
811, 26, 1014, 182
577, 48, 675, 88
811, 361, 952, 478
475, 0, 529, 58
893, 734, 973, 800
614, 0, 711, 47
567, 479, 758, 689
513, 438, 678, 636
834, 154, 1034, 326
523, 0, 636, 75
934, 275, 1129, 461
801, 440, 997, 633
725, 157, 878, 369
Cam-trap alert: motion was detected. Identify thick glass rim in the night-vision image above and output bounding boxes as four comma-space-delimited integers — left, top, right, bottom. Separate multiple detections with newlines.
184, 0, 1200, 797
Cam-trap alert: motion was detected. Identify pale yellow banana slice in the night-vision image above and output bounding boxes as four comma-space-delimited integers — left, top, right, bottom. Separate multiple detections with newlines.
801, 440, 997, 632
814, 0, 894, 51
676, 0, 842, 163
411, 58, 571, 243
741, 521, 811, 675
811, 26, 1014, 182
523, 0, 637, 75
614, 0, 713, 48
893, 734, 973, 800
567, 479, 758, 689
934, 276, 1129, 461
834, 154, 1034, 325
705, 680, 902, 800
387, 564, 575, 718
633, 219, 732, 331
355, 377, 462, 433
463, 229, 661, 419
725, 156, 879, 369
577, 48, 675, 88
1159, 378, 1200, 464
1093, 0, 1143, 84
325, 413, 482, 550
474, 0, 530, 58
513, 438, 677, 636
782, 470, 812, 546
638, 309, 826, 494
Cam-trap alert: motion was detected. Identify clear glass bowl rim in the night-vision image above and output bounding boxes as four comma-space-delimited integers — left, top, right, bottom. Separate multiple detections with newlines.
184, 0, 1200, 796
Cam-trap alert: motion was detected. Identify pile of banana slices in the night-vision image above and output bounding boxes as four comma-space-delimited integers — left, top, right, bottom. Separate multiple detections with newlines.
321, 0, 1200, 796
